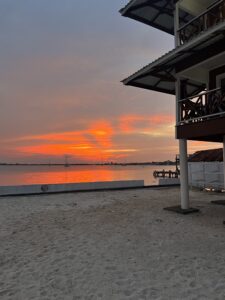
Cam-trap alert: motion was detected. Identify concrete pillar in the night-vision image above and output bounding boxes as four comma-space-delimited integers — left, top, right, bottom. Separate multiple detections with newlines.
223, 136, 225, 189
179, 139, 189, 210
175, 78, 180, 127
174, 2, 180, 47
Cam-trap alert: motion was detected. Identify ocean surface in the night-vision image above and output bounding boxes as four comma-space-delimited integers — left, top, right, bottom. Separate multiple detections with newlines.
0, 165, 175, 186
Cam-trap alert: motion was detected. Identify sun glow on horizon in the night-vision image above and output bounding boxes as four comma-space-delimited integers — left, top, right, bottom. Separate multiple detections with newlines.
2, 113, 220, 163
2, 113, 175, 162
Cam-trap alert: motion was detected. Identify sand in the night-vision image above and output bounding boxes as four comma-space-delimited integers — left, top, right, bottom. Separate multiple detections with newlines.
0, 187, 225, 300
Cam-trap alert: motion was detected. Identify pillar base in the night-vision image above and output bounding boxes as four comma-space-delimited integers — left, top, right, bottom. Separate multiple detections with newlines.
211, 200, 225, 205
164, 205, 199, 214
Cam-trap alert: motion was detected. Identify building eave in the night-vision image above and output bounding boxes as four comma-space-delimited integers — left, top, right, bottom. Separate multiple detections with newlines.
120, 0, 186, 36
122, 22, 225, 95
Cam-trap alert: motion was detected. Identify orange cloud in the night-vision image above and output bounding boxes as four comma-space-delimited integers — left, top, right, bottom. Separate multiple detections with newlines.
88, 120, 114, 148
119, 115, 145, 132
7, 131, 86, 143
18, 143, 114, 162
15, 120, 116, 161
104, 149, 138, 153
119, 114, 174, 135
189, 141, 221, 153
11, 113, 176, 162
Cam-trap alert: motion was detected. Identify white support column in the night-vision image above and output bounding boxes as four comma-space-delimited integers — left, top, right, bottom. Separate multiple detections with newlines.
175, 78, 180, 127
174, 2, 180, 129
179, 139, 190, 210
223, 136, 225, 189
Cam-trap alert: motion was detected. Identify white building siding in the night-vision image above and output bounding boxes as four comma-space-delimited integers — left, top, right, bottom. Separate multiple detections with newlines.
188, 162, 224, 190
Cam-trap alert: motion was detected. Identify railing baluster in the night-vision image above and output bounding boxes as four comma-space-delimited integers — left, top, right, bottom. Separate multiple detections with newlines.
179, 88, 225, 124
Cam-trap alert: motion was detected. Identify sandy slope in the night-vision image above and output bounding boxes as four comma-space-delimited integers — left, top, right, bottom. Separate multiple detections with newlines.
0, 187, 225, 300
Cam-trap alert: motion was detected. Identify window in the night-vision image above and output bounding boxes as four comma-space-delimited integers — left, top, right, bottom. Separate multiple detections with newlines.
216, 73, 225, 89
221, 78, 225, 90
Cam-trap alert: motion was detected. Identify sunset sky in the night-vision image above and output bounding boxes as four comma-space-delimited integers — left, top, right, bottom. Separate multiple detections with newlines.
0, 0, 221, 163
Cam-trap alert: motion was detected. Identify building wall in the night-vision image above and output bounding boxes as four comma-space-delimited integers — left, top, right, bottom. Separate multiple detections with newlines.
188, 162, 224, 190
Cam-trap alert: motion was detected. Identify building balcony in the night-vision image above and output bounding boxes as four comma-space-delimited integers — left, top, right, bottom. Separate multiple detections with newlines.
179, 88, 225, 124
178, 0, 225, 45
177, 87, 225, 142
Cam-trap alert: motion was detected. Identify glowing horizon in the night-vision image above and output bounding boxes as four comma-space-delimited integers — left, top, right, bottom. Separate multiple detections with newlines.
2, 113, 179, 163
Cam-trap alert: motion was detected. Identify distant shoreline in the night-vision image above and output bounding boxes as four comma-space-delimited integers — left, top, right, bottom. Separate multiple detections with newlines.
0, 162, 176, 166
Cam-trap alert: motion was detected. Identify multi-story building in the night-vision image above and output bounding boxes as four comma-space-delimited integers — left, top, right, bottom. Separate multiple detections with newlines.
120, 0, 225, 213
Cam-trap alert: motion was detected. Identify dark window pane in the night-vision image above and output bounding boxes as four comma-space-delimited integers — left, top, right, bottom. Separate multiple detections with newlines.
221, 78, 225, 89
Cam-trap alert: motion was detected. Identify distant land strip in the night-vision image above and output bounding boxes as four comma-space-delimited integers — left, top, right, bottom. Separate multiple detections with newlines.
0, 161, 176, 166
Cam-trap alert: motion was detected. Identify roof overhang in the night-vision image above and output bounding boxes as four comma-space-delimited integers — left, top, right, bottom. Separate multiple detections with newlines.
120, 0, 191, 35
122, 22, 225, 96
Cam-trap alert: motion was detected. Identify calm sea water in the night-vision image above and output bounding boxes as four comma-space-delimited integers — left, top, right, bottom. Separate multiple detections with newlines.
0, 165, 175, 186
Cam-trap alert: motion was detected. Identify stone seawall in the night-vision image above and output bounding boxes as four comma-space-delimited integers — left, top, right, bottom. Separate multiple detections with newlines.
0, 180, 145, 196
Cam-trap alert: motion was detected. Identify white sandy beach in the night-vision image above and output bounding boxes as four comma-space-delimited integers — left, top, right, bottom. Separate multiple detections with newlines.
1, 187, 225, 299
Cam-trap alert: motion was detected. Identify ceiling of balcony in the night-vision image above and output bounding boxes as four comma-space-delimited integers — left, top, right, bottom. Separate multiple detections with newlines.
179, 0, 216, 16
179, 52, 225, 84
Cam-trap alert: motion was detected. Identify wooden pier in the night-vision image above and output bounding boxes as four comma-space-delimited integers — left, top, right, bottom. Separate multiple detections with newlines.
153, 156, 180, 179
153, 169, 179, 178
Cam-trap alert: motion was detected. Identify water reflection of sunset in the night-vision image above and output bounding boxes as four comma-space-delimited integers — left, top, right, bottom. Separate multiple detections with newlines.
0, 165, 176, 186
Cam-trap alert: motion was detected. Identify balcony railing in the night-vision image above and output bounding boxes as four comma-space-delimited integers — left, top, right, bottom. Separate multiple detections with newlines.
178, 0, 225, 45
179, 88, 225, 124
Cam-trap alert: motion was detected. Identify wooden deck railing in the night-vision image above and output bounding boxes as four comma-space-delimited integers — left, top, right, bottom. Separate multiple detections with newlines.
179, 88, 225, 124
178, 0, 225, 45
